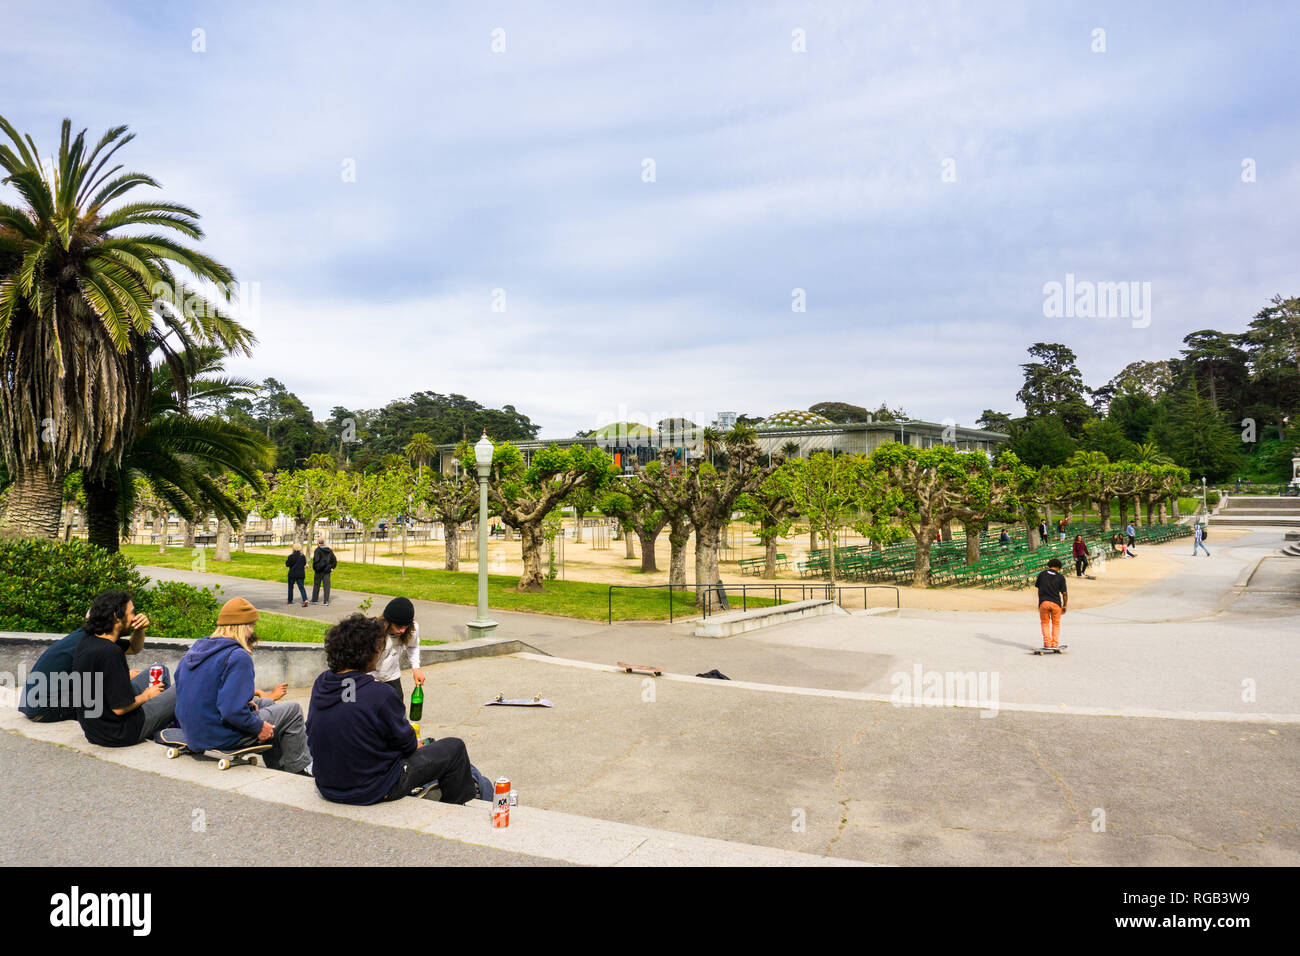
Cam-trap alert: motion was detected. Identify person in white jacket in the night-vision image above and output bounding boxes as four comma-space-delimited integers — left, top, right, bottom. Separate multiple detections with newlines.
370, 597, 426, 699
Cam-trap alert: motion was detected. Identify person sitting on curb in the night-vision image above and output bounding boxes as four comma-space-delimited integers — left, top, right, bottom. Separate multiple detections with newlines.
21, 591, 170, 722
174, 598, 312, 775
70, 591, 177, 746
307, 614, 492, 806
370, 597, 425, 700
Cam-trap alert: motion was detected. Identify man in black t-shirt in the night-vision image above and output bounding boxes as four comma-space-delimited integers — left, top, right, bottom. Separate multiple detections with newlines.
1033, 558, 1068, 650
71, 591, 177, 746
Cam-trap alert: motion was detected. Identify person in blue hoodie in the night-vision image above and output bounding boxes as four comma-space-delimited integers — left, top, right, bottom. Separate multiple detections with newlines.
174, 597, 312, 774
307, 613, 491, 805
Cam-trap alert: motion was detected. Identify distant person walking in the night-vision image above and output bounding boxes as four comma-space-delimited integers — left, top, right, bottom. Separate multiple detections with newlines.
286, 543, 308, 606
1034, 558, 1068, 650
1192, 522, 1210, 557
1126, 522, 1137, 553
1072, 534, 1089, 577
1038, 518, 1049, 542
311, 536, 337, 606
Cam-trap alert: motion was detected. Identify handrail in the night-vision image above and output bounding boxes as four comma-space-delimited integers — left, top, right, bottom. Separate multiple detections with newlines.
606, 582, 900, 624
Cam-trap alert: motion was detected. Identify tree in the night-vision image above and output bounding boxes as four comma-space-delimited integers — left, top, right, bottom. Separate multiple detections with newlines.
976, 410, 1014, 433
635, 453, 695, 586
487, 442, 615, 591
1081, 419, 1135, 463
809, 401, 872, 423
0, 115, 250, 537
1016, 342, 1093, 436
422, 469, 478, 571
738, 468, 801, 579
679, 438, 775, 603
1011, 417, 1077, 468
1107, 388, 1159, 445
1177, 330, 1249, 415
264, 468, 345, 550
404, 432, 437, 480
770, 453, 864, 582
1149, 390, 1242, 482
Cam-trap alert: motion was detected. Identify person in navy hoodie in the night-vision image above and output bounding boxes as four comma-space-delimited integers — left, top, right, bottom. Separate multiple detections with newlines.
174, 597, 312, 774
307, 613, 491, 805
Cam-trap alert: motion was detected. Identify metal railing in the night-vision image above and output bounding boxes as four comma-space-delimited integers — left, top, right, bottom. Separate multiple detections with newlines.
606, 582, 899, 624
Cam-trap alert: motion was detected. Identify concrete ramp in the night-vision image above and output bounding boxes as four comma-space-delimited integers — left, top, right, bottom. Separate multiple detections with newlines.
693, 598, 846, 637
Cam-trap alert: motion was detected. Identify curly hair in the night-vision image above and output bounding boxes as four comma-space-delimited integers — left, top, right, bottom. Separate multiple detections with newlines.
324, 613, 387, 672
85, 591, 133, 636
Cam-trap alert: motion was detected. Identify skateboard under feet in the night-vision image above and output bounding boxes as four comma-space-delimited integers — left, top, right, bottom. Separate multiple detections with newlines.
154, 727, 271, 770
1032, 645, 1069, 655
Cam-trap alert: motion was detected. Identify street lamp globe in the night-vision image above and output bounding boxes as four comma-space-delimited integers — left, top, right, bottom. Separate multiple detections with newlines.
474, 430, 494, 467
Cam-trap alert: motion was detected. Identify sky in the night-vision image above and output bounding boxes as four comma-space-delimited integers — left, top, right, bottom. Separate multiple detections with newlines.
3, 1, 1297, 437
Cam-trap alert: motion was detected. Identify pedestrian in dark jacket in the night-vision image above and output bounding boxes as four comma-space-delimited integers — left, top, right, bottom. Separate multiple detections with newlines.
1072, 535, 1089, 577
286, 544, 308, 606
310, 536, 337, 605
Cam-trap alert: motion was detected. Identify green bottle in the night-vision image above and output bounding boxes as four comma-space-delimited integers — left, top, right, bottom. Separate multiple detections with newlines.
409, 684, 423, 722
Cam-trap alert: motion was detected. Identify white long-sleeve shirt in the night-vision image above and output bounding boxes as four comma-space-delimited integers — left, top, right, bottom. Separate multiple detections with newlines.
369, 621, 420, 682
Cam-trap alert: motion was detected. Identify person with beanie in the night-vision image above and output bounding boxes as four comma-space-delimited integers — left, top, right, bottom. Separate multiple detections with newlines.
174, 597, 312, 775
369, 596, 424, 699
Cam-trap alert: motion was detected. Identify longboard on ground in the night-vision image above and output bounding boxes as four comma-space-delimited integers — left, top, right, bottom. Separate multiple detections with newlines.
485, 694, 553, 707
617, 662, 663, 676
1032, 645, 1069, 655
154, 726, 271, 770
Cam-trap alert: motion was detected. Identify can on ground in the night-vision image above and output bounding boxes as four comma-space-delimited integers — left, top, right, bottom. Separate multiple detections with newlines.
493, 776, 511, 827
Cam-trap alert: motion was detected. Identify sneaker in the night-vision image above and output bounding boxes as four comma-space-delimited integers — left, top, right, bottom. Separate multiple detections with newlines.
302, 600, 309, 607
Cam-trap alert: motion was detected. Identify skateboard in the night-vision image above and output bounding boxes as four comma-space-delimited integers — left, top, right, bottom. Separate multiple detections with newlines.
154, 727, 271, 770
1032, 645, 1069, 655
485, 694, 553, 707
617, 662, 663, 676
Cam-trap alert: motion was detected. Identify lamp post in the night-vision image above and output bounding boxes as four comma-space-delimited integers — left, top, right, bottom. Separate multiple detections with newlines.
467, 431, 498, 640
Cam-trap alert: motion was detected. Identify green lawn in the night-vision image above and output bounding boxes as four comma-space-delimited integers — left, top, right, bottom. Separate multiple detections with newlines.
123, 546, 718, 622
246, 612, 443, 645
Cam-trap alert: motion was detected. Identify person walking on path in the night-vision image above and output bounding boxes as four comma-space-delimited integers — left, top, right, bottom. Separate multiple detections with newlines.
175, 597, 312, 775
1192, 522, 1211, 557
1071, 534, 1089, 577
370, 597, 425, 699
286, 543, 309, 606
310, 536, 337, 606
70, 591, 177, 746
1126, 521, 1137, 553
1034, 558, 1068, 650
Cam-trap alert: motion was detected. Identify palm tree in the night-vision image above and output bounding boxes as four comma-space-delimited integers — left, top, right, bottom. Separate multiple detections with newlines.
0, 116, 251, 537
780, 440, 801, 460
405, 432, 436, 480
1132, 442, 1172, 465
82, 349, 271, 551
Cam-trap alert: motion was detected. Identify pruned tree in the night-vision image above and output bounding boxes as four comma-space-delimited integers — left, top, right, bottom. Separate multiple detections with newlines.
422, 468, 479, 571
768, 453, 863, 582
636, 452, 694, 587
737, 467, 801, 579
681, 438, 775, 603
487, 442, 616, 591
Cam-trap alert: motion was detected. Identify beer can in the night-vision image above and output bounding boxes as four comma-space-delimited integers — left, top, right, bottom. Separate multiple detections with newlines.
492, 776, 511, 827
149, 665, 163, 687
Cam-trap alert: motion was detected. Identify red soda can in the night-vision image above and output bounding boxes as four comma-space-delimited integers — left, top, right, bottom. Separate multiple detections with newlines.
149, 665, 164, 687
492, 777, 511, 828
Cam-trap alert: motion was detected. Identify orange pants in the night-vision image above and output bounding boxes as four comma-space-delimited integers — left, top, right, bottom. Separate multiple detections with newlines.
1038, 601, 1062, 647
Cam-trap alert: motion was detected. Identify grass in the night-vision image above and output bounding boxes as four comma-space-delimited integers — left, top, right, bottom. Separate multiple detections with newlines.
123, 546, 742, 622
248, 612, 444, 645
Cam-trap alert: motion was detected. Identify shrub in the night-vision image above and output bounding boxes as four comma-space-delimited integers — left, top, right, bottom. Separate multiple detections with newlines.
0, 537, 148, 633
136, 580, 223, 641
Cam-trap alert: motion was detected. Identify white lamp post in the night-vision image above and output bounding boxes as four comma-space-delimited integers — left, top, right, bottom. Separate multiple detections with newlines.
467, 431, 498, 640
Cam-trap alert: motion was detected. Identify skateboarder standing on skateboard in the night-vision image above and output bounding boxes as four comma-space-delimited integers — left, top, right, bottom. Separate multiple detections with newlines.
1034, 558, 1068, 650
174, 598, 313, 775
370, 597, 425, 699
307, 614, 492, 805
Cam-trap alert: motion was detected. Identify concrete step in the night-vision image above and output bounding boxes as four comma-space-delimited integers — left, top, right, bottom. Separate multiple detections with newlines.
1212, 516, 1300, 528
693, 598, 844, 638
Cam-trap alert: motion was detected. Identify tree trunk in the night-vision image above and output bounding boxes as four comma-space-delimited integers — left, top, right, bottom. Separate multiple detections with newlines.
940, 521, 953, 542
667, 516, 690, 587
912, 531, 933, 588
574, 512, 584, 543
1025, 518, 1040, 551
503, 524, 513, 541
694, 524, 721, 605
636, 528, 662, 572
809, 529, 818, 551
962, 519, 982, 565
83, 473, 122, 553
62, 501, 77, 540
443, 520, 460, 571
153, 511, 167, 553
517, 521, 546, 591
1171, 497, 1181, 519
214, 518, 232, 561
762, 532, 778, 579
1157, 499, 1167, 524
0, 466, 65, 538
1119, 499, 1129, 530
624, 531, 636, 559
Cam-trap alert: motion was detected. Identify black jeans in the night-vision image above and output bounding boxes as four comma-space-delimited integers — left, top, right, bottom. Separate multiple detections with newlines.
311, 572, 331, 603
1075, 556, 1087, 577
383, 738, 478, 805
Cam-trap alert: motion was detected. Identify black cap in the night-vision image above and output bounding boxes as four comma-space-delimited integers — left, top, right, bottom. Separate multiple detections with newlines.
383, 596, 415, 627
